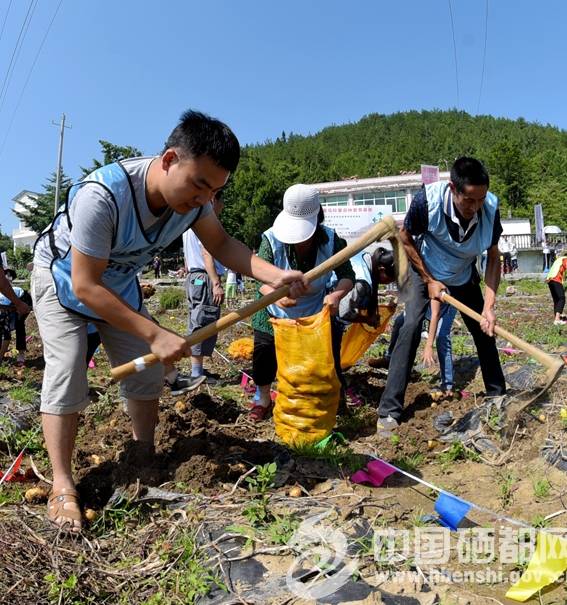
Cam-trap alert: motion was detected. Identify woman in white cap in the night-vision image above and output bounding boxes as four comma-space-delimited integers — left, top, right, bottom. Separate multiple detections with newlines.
249, 184, 355, 421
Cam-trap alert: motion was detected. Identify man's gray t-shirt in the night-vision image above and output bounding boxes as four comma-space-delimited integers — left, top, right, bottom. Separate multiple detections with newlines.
34, 156, 211, 267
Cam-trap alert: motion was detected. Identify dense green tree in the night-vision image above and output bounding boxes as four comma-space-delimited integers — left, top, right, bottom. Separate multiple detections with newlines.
13, 169, 72, 234
222, 109, 567, 246
6, 246, 33, 276
0, 230, 12, 253
80, 140, 143, 177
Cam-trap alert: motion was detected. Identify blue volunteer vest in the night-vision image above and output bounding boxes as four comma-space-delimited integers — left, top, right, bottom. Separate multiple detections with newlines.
0, 286, 24, 307
420, 181, 498, 286
349, 251, 372, 285
46, 161, 202, 319
264, 225, 335, 319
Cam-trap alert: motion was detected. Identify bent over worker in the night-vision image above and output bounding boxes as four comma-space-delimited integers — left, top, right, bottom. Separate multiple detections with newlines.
377, 157, 506, 436
32, 110, 308, 532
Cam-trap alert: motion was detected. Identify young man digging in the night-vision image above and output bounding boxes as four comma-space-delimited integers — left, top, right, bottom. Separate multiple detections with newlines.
32, 110, 308, 532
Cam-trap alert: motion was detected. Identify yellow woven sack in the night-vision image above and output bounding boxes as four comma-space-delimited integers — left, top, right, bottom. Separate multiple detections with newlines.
340, 305, 395, 369
272, 306, 340, 446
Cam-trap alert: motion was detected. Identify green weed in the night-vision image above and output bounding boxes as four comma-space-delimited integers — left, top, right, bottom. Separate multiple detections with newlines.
409, 507, 429, 528
498, 471, 517, 508
243, 462, 277, 526
8, 382, 38, 405
437, 441, 480, 468
265, 513, 300, 545
0, 483, 25, 505
290, 441, 366, 473
0, 418, 45, 459
517, 323, 565, 348
145, 531, 226, 604
487, 412, 504, 432
531, 514, 551, 529
367, 340, 388, 358
89, 384, 120, 422
90, 496, 147, 537
237, 463, 299, 546
532, 477, 551, 500
391, 452, 425, 474
336, 405, 375, 436
44, 573, 78, 604
451, 335, 474, 357
159, 287, 186, 311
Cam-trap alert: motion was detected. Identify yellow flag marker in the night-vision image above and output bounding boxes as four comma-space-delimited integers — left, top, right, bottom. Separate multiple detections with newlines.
506, 532, 567, 601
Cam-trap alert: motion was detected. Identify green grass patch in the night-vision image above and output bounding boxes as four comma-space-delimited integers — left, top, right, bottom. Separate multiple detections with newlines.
516, 322, 565, 348
336, 405, 376, 436
90, 496, 149, 537
451, 335, 475, 357
391, 452, 425, 474
532, 477, 552, 500
366, 340, 388, 358
8, 381, 38, 405
159, 287, 186, 311
498, 471, 517, 508
144, 530, 226, 604
0, 417, 45, 459
0, 483, 25, 505
437, 441, 480, 468
289, 440, 366, 473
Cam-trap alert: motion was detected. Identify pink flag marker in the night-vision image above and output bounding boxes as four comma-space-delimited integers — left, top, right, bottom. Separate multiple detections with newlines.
240, 373, 249, 388
351, 459, 397, 487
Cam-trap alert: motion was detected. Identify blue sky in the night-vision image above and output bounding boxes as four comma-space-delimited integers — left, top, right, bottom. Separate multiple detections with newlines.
0, 0, 566, 234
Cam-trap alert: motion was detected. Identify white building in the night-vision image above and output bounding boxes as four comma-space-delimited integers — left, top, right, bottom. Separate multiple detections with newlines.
313, 171, 450, 243
12, 190, 39, 250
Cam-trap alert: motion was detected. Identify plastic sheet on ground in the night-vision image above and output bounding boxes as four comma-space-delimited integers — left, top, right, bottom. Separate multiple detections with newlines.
433, 395, 509, 454
541, 438, 567, 472
0, 394, 39, 446
195, 521, 430, 605
503, 363, 541, 390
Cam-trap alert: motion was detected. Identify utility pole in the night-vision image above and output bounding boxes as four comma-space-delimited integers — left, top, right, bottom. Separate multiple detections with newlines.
52, 114, 71, 216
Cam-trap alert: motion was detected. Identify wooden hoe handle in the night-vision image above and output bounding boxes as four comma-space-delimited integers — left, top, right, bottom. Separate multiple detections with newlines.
111, 216, 400, 382
442, 293, 561, 372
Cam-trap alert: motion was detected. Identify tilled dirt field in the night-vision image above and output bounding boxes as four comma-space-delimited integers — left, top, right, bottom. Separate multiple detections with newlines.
0, 282, 566, 605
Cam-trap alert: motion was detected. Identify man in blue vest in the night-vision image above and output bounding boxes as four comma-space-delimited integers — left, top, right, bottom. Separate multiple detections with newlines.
377, 157, 506, 436
31, 110, 308, 531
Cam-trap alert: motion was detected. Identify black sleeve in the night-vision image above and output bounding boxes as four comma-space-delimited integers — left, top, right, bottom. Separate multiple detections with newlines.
490, 209, 503, 247
403, 187, 428, 236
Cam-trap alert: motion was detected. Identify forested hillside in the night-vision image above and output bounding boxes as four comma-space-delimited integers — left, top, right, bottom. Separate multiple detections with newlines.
222, 110, 567, 247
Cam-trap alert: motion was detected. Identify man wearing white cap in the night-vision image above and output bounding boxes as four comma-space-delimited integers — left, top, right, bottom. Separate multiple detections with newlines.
249, 184, 355, 421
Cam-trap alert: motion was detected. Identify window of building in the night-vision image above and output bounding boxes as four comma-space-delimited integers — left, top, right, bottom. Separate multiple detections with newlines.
320, 194, 348, 206
353, 190, 407, 212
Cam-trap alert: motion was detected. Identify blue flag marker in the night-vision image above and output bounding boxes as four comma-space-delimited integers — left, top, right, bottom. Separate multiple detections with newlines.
434, 492, 472, 531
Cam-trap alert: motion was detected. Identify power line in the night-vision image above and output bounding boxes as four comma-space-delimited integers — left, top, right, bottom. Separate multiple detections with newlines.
0, 0, 14, 46
0, 0, 64, 157
447, 0, 460, 108
0, 0, 39, 114
476, 0, 489, 114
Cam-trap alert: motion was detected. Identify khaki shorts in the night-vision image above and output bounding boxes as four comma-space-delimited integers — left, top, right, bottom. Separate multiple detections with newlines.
32, 267, 164, 415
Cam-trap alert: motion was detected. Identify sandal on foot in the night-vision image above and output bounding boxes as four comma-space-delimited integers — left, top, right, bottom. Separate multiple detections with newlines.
47, 487, 82, 533
248, 403, 273, 422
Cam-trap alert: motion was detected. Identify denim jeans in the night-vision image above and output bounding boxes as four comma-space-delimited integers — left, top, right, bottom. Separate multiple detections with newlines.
378, 267, 506, 421
430, 303, 457, 391
386, 302, 456, 391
